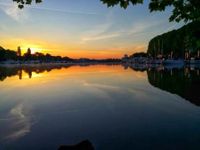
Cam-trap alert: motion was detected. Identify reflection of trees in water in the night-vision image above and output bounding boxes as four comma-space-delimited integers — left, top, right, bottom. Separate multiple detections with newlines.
0, 67, 19, 81
128, 65, 200, 106
149, 67, 200, 106
1, 64, 200, 106
0, 63, 119, 81
0, 65, 73, 81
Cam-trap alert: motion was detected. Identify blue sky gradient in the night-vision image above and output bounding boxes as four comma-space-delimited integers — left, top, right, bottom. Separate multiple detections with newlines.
0, 0, 184, 58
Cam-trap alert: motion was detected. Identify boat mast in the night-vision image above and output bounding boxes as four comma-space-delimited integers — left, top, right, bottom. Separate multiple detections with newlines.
158, 39, 160, 56
154, 41, 156, 58
171, 51, 173, 59
161, 38, 163, 56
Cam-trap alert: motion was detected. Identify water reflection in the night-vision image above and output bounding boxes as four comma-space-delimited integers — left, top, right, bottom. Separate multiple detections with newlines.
0, 64, 200, 107
0, 64, 200, 150
147, 67, 200, 106
127, 64, 200, 106
0, 64, 73, 81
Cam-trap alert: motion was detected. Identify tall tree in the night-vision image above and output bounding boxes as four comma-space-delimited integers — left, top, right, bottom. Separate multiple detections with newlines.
12, 0, 200, 23
17, 46, 22, 57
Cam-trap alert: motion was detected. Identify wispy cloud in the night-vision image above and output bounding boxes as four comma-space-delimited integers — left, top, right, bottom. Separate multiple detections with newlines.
80, 14, 168, 44
82, 22, 112, 38
82, 33, 120, 42
0, 2, 28, 22
128, 19, 165, 35
0, 1, 98, 16
164, 23, 180, 32
29, 6, 99, 15
79, 11, 118, 43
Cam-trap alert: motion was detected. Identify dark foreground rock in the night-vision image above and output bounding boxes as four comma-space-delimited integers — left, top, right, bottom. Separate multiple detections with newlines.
58, 140, 95, 150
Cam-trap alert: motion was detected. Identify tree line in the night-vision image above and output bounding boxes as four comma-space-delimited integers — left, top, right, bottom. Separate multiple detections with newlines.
0, 46, 121, 63
147, 21, 200, 59
0, 46, 73, 62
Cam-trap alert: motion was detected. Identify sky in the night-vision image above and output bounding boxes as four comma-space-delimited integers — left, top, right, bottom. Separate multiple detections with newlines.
0, 0, 184, 59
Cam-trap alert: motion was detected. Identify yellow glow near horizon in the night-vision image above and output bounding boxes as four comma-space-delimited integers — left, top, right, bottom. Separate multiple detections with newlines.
21, 45, 43, 54
1, 38, 146, 59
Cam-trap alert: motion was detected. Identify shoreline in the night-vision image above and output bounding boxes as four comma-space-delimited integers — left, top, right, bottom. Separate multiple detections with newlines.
0, 62, 121, 67
0, 62, 200, 69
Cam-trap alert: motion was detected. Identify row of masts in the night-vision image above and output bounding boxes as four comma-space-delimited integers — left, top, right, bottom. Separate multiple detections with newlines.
153, 39, 164, 57
153, 39, 200, 59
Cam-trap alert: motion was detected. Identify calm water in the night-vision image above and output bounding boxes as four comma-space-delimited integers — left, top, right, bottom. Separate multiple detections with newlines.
0, 64, 200, 150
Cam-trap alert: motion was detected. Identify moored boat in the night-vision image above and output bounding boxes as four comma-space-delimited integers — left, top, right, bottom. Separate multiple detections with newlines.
163, 59, 184, 65
189, 58, 200, 64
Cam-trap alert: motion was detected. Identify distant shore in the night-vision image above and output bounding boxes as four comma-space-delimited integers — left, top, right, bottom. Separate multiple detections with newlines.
0, 61, 121, 67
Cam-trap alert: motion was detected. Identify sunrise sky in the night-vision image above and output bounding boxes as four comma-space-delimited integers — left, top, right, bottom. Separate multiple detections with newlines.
0, 0, 184, 59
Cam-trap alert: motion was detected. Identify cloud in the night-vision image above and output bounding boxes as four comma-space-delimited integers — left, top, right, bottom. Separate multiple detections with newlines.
0, 2, 28, 22
80, 11, 117, 43
129, 18, 165, 35
80, 14, 168, 45
80, 22, 115, 43
29, 6, 99, 15
82, 22, 112, 37
0, 0, 98, 16
82, 33, 120, 42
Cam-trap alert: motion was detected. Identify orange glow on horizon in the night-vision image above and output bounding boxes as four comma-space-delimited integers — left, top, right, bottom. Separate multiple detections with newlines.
1, 40, 146, 59
1, 65, 147, 88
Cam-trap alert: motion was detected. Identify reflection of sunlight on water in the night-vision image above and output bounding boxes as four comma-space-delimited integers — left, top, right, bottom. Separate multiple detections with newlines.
0, 65, 148, 89
22, 71, 44, 79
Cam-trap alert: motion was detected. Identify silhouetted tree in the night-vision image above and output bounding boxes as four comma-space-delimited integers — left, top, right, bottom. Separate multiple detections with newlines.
24, 48, 32, 60
27, 48, 31, 55
0, 46, 18, 61
17, 46, 22, 61
17, 46, 22, 57
130, 52, 148, 58
0, 46, 6, 61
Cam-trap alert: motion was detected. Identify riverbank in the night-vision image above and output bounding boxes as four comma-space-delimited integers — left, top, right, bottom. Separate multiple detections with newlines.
0, 62, 121, 68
